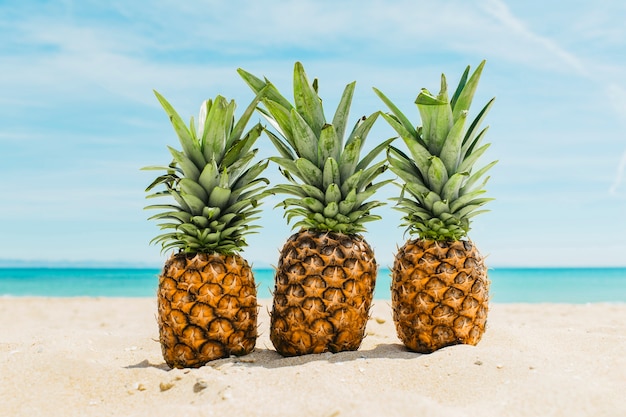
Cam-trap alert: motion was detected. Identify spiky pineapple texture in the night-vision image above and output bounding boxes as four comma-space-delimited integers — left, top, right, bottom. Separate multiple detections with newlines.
158, 252, 258, 368
270, 230, 377, 356
237, 62, 393, 234
374, 60, 497, 241
392, 239, 489, 353
144, 91, 270, 255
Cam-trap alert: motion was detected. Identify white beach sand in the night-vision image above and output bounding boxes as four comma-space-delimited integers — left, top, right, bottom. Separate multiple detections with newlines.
1, 298, 624, 417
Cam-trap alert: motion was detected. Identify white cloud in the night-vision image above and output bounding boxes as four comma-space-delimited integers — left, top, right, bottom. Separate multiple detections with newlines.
3, 0, 626, 265
0, 0, 601, 96
609, 151, 626, 196
606, 84, 626, 196
607, 83, 626, 120
479, 0, 588, 76
4, 0, 623, 122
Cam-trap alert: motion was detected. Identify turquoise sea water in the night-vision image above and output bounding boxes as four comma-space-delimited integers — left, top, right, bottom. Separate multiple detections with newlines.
1, 267, 625, 303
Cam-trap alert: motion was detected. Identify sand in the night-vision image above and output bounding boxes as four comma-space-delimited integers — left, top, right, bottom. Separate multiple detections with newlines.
1, 298, 624, 417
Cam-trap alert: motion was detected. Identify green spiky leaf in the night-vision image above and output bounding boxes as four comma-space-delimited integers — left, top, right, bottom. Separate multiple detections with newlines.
145, 91, 269, 255
375, 61, 496, 241
239, 62, 388, 234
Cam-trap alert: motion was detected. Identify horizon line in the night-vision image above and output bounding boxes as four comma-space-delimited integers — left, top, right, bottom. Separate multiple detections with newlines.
1, 260, 625, 270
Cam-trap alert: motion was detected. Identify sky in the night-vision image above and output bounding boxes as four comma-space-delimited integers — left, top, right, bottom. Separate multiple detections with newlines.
1, 0, 625, 268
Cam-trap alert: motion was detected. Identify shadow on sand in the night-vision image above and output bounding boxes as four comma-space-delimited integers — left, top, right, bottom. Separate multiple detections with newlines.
126, 342, 421, 372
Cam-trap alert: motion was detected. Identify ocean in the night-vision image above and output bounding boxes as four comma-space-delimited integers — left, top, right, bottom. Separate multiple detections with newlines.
1, 267, 625, 303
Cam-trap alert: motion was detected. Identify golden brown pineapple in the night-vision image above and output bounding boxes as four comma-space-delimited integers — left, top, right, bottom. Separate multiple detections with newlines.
145, 91, 269, 367
239, 62, 391, 356
392, 240, 488, 352
272, 231, 376, 355
158, 253, 257, 367
375, 61, 497, 352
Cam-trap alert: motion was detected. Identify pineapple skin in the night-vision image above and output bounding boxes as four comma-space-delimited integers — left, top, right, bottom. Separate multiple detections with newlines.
270, 230, 377, 356
157, 252, 258, 368
391, 239, 489, 353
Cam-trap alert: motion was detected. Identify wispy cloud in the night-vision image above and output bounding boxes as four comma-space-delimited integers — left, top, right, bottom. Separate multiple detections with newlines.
606, 84, 626, 196
479, 0, 589, 76
0, 0, 604, 97
478, 1, 626, 198
2, 0, 626, 266
609, 151, 626, 196
5, 0, 623, 118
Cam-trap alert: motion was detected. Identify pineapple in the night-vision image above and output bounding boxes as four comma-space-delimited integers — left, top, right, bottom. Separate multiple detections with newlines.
238, 62, 393, 356
144, 90, 269, 368
374, 60, 497, 353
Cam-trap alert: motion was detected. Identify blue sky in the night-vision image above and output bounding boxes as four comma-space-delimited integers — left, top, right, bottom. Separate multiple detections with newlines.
1, 0, 625, 268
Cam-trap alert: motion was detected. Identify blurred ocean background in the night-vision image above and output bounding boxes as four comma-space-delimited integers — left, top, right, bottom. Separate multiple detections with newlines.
1, 267, 625, 303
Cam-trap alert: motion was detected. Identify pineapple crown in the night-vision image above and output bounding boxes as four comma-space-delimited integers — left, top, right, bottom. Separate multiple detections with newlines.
374, 60, 497, 241
237, 62, 393, 234
144, 91, 270, 255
